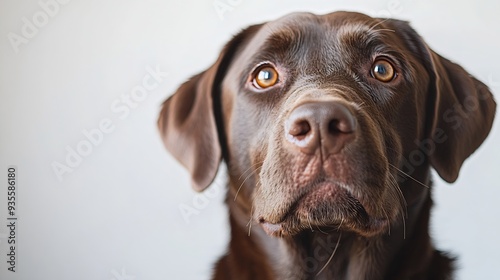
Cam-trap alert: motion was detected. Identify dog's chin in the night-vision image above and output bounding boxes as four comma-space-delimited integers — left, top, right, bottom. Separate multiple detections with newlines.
258, 181, 390, 238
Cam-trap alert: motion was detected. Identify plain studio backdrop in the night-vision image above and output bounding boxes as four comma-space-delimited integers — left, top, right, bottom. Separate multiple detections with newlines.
0, 0, 499, 279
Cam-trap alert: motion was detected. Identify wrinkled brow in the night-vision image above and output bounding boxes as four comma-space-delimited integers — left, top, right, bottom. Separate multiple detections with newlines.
337, 22, 396, 53
256, 27, 311, 61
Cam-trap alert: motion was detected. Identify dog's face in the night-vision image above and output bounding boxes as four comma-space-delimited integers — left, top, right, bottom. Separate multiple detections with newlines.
159, 12, 496, 238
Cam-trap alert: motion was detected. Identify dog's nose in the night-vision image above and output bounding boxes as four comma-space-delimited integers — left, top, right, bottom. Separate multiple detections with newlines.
285, 101, 356, 155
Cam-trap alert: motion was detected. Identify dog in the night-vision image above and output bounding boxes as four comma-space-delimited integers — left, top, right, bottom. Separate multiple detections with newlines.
158, 11, 496, 279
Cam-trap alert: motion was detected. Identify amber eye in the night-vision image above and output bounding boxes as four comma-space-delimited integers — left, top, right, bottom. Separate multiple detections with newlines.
371, 59, 396, 82
253, 65, 279, 89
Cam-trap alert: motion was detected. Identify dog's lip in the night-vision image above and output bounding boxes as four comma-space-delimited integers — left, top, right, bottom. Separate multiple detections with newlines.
258, 180, 389, 237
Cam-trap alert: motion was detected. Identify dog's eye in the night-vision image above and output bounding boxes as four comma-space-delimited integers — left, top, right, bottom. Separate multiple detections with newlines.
371, 59, 396, 82
253, 65, 279, 89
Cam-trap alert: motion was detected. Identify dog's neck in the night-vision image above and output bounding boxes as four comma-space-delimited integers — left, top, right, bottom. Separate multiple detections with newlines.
215, 168, 453, 280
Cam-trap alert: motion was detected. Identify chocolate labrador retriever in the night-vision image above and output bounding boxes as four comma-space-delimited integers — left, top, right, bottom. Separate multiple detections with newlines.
158, 11, 496, 279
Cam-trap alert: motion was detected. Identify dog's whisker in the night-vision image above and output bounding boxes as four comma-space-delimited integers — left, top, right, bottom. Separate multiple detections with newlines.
234, 165, 262, 201
337, 217, 345, 231
247, 204, 254, 236
388, 163, 430, 189
237, 160, 264, 181
401, 212, 406, 240
381, 207, 391, 236
388, 172, 407, 217
316, 224, 328, 235
386, 171, 408, 239
316, 232, 342, 276
383, 146, 431, 189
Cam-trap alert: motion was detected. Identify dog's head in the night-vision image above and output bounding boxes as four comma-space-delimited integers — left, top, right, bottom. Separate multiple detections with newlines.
158, 12, 496, 237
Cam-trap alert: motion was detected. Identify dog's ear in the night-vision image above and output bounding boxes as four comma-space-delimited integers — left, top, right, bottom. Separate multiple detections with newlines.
158, 24, 262, 191
387, 19, 496, 183
427, 53, 496, 182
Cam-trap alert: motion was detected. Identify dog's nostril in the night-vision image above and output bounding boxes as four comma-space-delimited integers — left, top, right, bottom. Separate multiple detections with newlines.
289, 120, 311, 137
328, 120, 342, 134
328, 115, 356, 134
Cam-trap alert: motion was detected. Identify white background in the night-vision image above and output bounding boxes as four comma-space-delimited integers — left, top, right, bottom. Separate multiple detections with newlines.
0, 0, 499, 279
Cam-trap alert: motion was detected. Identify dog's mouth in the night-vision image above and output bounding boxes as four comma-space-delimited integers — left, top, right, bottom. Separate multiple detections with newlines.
257, 181, 389, 237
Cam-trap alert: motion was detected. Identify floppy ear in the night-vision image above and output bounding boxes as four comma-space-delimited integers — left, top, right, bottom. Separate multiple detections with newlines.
427, 53, 496, 182
158, 25, 262, 191
388, 20, 496, 183
158, 69, 221, 192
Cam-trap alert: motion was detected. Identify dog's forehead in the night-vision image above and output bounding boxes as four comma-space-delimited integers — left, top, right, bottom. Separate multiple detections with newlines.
260, 12, 384, 48
234, 12, 392, 75
271, 11, 378, 31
